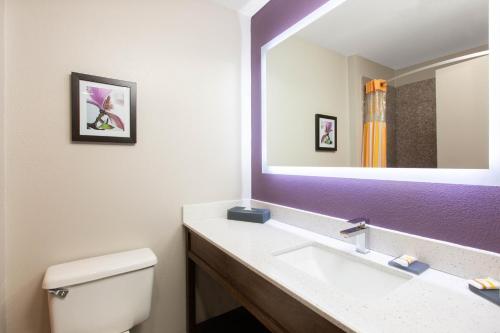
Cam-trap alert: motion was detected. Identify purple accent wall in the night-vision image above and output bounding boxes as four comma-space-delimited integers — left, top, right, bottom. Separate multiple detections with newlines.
251, 0, 500, 253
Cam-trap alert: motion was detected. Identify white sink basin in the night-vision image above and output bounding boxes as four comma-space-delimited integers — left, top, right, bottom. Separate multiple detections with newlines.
274, 243, 412, 301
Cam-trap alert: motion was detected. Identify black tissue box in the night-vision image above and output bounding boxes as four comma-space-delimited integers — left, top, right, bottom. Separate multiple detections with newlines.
227, 206, 271, 223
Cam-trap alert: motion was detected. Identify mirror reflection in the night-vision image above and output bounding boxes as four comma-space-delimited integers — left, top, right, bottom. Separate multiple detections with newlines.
265, 0, 489, 169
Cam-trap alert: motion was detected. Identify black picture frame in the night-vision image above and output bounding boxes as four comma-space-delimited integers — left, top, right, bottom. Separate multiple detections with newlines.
71, 72, 137, 144
315, 114, 337, 151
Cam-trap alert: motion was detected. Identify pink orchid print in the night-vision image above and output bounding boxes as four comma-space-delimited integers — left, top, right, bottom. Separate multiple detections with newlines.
321, 121, 333, 144
86, 86, 125, 131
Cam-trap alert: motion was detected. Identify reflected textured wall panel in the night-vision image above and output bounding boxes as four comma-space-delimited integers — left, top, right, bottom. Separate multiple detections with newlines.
386, 86, 397, 167
395, 79, 437, 168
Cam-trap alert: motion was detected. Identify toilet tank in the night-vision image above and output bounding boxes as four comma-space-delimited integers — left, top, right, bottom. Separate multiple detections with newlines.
42, 248, 157, 333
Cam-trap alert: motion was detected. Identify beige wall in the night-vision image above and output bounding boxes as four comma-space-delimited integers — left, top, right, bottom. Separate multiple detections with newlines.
0, 0, 5, 331
4, 1, 241, 333
265, 38, 397, 168
347, 55, 394, 166
436, 56, 489, 169
393, 45, 488, 87
266, 36, 350, 167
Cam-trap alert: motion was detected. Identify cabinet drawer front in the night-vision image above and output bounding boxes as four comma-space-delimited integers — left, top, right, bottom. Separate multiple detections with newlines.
188, 231, 344, 333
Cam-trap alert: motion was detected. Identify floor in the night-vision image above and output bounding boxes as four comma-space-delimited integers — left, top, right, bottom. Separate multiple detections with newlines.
196, 307, 271, 333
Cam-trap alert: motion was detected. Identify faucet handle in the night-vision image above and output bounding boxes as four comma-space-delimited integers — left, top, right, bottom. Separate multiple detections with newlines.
342, 217, 370, 254
346, 217, 369, 227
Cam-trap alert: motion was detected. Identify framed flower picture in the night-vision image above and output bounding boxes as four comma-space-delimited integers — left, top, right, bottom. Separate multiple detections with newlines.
315, 114, 337, 151
71, 72, 137, 143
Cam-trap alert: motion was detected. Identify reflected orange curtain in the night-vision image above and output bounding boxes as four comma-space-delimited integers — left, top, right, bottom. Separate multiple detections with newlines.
362, 79, 387, 168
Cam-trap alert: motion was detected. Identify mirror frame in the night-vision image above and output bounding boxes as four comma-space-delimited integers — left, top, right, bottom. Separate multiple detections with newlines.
260, 0, 499, 186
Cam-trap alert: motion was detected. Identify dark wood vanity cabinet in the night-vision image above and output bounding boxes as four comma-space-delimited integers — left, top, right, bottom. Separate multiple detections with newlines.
185, 228, 345, 333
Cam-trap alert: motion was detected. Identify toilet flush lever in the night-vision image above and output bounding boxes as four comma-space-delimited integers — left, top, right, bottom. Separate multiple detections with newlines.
48, 288, 69, 298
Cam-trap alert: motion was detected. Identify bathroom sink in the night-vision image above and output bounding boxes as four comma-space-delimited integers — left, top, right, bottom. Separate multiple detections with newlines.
274, 243, 411, 301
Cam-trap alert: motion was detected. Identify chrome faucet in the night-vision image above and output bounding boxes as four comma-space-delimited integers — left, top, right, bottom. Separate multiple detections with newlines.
340, 217, 369, 254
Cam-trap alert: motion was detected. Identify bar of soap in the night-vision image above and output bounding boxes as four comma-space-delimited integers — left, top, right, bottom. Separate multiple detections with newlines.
393, 254, 418, 267
227, 207, 270, 223
388, 259, 429, 275
468, 277, 500, 290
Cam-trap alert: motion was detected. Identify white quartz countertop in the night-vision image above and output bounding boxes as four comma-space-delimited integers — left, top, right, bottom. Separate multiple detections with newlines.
184, 217, 499, 333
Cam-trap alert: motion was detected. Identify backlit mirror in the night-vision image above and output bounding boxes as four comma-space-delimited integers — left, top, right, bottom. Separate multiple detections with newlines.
264, 0, 489, 170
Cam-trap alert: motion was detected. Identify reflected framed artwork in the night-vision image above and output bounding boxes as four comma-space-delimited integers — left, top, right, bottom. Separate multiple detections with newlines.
315, 114, 337, 151
71, 72, 137, 143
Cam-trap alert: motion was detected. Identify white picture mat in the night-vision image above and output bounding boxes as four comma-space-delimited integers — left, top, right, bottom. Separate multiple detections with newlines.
318, 117, 336, 148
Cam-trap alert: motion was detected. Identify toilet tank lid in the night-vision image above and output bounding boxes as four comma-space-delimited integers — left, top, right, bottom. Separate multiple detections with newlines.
42, 248, 157, 289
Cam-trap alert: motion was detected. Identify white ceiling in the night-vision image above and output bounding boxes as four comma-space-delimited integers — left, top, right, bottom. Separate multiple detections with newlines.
209, 0, 270, 16
297, 0, 488, 69
210, 0, 252, 11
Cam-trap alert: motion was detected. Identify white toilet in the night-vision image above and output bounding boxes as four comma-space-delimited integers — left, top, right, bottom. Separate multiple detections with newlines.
42, 248, 157, 333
